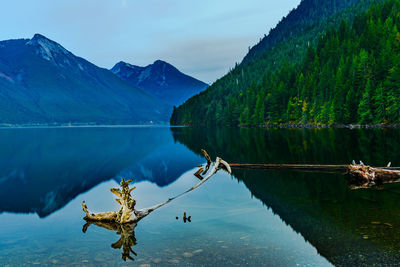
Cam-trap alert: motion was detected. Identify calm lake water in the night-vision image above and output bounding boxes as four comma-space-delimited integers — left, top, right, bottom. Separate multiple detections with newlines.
1, 126, 400, 266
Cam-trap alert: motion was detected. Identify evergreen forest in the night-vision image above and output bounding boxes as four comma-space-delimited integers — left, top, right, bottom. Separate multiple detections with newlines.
171, 0, 400, 125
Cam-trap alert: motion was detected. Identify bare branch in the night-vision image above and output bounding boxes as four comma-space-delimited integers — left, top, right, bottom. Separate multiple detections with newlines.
82, 153, 230, 224
110, 188, 122, 198
201, 149, 211, 174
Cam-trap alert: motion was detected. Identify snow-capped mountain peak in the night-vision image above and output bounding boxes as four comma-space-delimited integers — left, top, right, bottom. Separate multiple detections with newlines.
26, 34, 71, 63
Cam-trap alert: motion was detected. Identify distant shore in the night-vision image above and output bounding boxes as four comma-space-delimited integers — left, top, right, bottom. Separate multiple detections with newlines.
248, 124, 400, 129
1, 123, 399, 129
172, 123, 400, 129
0, 123, 169, 128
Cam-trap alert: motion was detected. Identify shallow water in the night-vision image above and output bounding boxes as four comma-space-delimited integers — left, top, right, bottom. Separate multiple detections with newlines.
1, 126, 400, 266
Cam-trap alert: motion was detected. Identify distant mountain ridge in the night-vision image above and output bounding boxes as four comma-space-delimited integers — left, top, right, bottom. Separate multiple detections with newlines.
0, 34, 171, 125
111, 60, 208, 106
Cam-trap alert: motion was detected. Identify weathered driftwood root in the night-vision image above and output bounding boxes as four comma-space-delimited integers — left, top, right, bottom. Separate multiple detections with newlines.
82, 150, 231, 224
82, 178, 140, 223
347, 162, 400, 189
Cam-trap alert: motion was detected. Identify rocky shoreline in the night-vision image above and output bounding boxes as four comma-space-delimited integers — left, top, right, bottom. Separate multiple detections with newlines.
253, 124, 400, 129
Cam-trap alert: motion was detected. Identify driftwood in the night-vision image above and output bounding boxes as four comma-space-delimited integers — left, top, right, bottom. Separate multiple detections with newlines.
229, 161, 400, 189
82, 148, 398, 224
82, 151, 231, 224
81, 151, 231, 262
347, 163, 400, 189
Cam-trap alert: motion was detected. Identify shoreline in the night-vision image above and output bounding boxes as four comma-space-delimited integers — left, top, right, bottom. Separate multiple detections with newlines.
171, 123, 400, 129
0, 123, 399, 129
0, 124, 170, 129
246, 124, 400, 129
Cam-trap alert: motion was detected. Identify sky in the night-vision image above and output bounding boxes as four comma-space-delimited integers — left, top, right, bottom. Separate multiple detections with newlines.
0, 0, 300, 83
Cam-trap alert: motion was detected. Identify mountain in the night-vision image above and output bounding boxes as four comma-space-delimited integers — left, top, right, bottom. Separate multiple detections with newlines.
170, 0, 386, 125
242, 0, 369, 64
0, 34, 171, 125
111, 60, 208, 106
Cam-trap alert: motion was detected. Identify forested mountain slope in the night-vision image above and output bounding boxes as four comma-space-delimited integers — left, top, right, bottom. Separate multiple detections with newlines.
171, 0, 387, 125
243, 0, 367, 64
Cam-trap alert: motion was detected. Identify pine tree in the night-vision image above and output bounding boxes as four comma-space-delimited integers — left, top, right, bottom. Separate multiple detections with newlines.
358, 79, 374, 124
332, 58, 347, 122
372, 83, 386, 123
385, 65, 400, 122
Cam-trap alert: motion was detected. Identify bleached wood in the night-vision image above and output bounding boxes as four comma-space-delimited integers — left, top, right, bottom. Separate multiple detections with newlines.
82, 151, 230, 223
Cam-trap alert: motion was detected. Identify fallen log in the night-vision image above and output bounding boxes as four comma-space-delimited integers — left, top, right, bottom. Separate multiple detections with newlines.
229, 164, 349, 172
229, 163, 400, 172
229, 161, 400, 189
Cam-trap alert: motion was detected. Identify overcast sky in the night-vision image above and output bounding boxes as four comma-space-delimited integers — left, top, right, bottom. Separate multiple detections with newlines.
0, 0, 300, 83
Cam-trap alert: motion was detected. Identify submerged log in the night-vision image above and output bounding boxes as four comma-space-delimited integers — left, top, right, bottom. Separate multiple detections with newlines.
229, 161, 400, 189
229, 163, 349, 172
82, 151, 231, 224
230, 163, 400, 172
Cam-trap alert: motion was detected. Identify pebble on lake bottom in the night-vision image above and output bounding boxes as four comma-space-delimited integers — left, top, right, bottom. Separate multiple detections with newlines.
192, 249, 203, 254
151, 258, 162, 263
183, 252, 193, 258
94, 257, 104, 262
168, 259, 180, 264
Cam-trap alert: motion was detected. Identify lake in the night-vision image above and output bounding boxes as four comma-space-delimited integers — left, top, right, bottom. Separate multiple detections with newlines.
1, 126, 400, 266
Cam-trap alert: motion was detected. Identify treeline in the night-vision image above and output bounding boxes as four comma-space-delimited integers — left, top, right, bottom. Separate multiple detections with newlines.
171, 0, 398, 126
245, 0, 400, 125
243, 0, 364, 64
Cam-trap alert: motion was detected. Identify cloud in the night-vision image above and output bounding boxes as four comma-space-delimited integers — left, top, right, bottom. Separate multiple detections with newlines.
149, 36, 255, 83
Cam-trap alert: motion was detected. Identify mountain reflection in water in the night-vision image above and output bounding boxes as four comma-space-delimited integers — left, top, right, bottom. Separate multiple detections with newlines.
0, 127, 202, 217
171, 127, 400, 266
